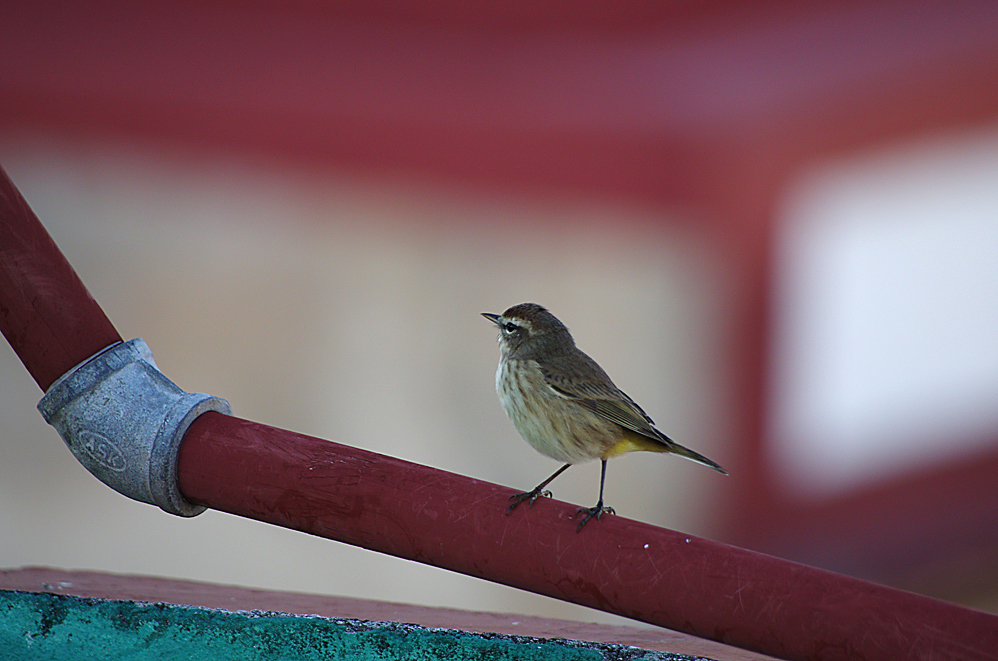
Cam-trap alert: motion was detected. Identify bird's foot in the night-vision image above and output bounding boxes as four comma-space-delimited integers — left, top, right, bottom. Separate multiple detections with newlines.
506, 488, 553, 515
575, 500, 615, 531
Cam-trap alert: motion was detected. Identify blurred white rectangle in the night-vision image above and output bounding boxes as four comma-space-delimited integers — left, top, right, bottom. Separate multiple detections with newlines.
770, 125, 998, 499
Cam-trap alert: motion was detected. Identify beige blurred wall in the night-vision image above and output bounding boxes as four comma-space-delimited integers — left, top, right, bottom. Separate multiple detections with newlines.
0, 133, 733, 626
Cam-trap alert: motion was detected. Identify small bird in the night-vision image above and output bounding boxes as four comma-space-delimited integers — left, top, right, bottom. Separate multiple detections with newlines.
483, 303, 726, 531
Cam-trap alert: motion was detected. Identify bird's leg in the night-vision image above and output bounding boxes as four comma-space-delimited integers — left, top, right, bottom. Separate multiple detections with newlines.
575, 459, 615, 531
507, 463, 572, 515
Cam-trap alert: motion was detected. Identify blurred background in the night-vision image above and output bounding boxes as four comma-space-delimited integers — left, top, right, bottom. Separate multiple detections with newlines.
2, 0, 997, 625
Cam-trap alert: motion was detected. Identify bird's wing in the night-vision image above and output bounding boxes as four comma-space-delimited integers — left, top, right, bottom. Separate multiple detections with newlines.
537, 354, 727, 474
539, 354, 665, 442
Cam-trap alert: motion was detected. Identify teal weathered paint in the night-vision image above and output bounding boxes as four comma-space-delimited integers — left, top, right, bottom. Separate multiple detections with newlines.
0, 590, 690, 660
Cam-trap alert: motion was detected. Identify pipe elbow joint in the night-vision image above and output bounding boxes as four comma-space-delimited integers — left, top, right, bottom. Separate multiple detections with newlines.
37, 338, 230, 517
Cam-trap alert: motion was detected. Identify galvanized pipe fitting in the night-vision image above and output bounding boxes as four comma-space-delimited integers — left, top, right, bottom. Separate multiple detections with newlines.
37, 338, 230, 517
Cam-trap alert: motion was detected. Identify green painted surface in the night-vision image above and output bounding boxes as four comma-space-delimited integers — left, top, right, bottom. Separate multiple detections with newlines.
0, 590, 692, 660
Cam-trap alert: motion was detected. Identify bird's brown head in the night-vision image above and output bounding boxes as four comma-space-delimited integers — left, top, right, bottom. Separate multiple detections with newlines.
482, 303, 575, 359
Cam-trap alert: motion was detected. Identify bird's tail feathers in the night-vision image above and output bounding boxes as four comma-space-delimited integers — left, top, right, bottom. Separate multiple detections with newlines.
663, 438, 727, 475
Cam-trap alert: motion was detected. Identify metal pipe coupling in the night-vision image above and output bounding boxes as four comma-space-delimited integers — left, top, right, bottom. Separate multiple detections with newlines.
37, 338, 231, 517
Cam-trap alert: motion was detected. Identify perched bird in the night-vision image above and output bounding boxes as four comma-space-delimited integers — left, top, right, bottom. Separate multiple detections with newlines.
483, 303, 726, 530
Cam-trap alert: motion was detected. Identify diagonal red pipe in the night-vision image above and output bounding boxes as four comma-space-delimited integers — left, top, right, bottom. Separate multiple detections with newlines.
3, 166, 997, 660
177, 412, 998, 661
0, 168, 122, 391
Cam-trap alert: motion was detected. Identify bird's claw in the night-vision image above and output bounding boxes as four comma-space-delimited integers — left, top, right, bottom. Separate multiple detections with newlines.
575, 502, 615, 531
506, 488, 552, 515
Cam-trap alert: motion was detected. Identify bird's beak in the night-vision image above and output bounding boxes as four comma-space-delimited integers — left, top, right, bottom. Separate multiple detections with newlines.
481, 312, 501, 325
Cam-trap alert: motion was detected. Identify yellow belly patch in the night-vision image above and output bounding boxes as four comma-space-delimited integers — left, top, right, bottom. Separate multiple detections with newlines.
600, 433, 668, 459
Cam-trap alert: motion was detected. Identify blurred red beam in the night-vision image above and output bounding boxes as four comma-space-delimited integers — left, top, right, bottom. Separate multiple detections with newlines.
4, 1, 998, 213
3, 168, 997, 660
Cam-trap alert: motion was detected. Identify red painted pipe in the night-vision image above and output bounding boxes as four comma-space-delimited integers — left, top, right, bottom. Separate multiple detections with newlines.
0, 166, 122, 391
179, 412, 998, 661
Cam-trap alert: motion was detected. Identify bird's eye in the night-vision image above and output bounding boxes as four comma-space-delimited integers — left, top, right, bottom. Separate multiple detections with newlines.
503, 322, 520, 334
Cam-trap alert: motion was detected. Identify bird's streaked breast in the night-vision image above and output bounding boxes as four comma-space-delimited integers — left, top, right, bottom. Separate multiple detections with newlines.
495, 358, 619, 464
